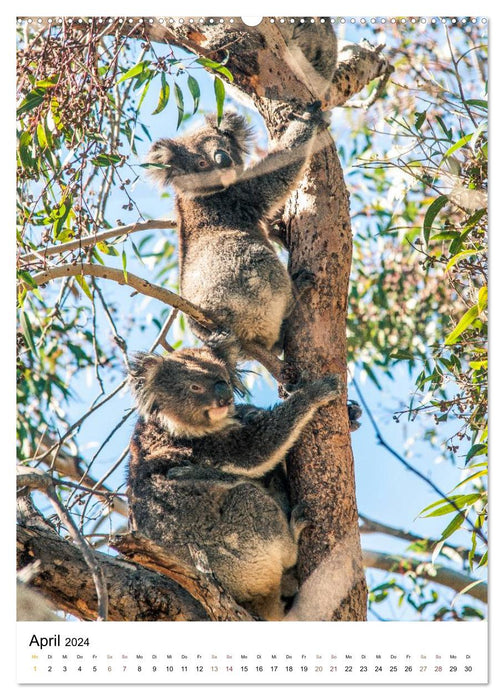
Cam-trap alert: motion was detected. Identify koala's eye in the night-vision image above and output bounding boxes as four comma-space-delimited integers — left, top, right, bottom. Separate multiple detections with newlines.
197, 158, 209, 169
214, 150, 233, 168
190, 383, 205, 393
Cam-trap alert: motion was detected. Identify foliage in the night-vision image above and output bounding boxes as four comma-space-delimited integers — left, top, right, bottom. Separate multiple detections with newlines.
342, 19, 487, 619
16, 18, 487, 622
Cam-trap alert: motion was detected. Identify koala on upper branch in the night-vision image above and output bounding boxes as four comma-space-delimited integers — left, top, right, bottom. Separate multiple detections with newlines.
146, 105, 327, 357
126, 345, 343, 620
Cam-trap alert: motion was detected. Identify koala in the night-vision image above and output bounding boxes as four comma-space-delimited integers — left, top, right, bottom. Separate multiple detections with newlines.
146, 105, 326, 356
126, 345, 343, 620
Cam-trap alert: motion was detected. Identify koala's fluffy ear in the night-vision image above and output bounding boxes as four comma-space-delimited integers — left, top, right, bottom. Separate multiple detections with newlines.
128, 353, 163, 396
144, 138, 176, 187
208, 112, 255, 155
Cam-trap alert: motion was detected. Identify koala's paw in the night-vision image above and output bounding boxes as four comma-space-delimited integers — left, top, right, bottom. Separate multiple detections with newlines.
290, 502, 310, 542
292, 268, 316, 295
308, 374, 344, 404
304, 101, 331, 127
347, 399, 362, 432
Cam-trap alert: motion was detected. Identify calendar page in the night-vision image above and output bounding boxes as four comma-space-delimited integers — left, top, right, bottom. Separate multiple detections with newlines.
15, 13, 489, 687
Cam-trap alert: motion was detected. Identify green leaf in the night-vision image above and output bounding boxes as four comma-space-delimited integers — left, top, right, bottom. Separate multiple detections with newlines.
478, 286, 488, 313
440, 513, 465, 540
420, 493, 481, 518
435, 116, 453, 141
196, 57, 234, 82
465, 443, 487, 465
470, 122, 487, 152
414, 111, 426, 130
469, 360, 487, 370
19, 310, 37, 356
17, 269, 38, 289
452, 469, 487, 491
130, 239, 144, 265
75, 274, 92, 300
445, 249, 480, 271
36, 122, 48, 150
466, 99, 488, 110
423, 195, 448, 244
122, 249, 128, 283
17, 87, 47, 117
441, 133, 473, 162
35, 75, 59, 88
152, 72, 170, 115
91, 153, 122, 167
187, 74, 200, 114
445, 305, 479, 345
214, 77, 225, 124
388, 349, 415, 361
174, 82, 184, 129
117, 60, 152, 83
137, 76, 153, 112
462, 209, 486, 235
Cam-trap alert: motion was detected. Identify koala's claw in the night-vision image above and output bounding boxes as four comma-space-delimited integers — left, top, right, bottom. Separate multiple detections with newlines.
292, 268, 316, 294
347, 399, 362, 432
290, 502, 310, 541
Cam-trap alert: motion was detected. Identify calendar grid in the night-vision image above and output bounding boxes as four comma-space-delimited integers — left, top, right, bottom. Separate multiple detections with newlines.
17, 621, 488, 684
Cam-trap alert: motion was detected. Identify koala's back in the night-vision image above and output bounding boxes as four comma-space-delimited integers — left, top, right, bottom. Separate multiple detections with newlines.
179, 225, 292, 349
127, 412, 297, 617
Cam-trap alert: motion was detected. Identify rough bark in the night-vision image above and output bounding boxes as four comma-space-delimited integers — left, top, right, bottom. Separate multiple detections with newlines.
110, 533, 254, 621
17, 525, 210, 621
283, 132, 367, 621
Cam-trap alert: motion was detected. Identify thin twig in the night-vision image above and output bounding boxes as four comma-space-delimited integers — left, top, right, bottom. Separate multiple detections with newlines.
20, 219, 176, 265
351, 376, 487, 546
17, 467, 109, 620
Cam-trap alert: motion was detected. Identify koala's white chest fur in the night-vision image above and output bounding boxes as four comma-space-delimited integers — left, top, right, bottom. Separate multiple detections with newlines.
181, 229, 293, 349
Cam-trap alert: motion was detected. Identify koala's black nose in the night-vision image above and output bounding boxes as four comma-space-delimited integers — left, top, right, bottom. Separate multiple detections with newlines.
214, 380, 233, 405
214, 150, 233, 168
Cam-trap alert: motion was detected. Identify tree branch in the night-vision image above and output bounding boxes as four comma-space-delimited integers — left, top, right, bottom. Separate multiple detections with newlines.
17, 467, 109, 620
20, 219, 176, 265
359, 513, 483, 566
23, 262, 285, 382
110, 532, 254, 621
363, 549, 487, 604
16, 524, 210, 621
351, 375, 488, 546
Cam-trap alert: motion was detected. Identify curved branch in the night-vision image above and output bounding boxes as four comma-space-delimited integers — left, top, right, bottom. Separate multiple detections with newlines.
20, 219, 176, 265
110, 532, 254, 621
363, 549, 487, 604
24, 262, 284, 382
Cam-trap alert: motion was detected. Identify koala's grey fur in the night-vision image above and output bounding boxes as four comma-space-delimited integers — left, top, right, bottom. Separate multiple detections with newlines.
146, 107, 326, 356
126, 346, 342, 620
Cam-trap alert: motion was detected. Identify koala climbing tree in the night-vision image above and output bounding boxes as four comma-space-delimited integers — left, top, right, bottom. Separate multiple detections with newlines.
17, 18, 393, 622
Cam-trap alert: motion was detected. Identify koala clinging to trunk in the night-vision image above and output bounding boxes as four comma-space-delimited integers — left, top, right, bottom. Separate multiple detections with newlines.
126, 345, 343, 620
146, 105, 326, 357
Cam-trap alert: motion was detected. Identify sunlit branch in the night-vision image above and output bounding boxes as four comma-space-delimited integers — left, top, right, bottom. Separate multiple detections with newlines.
20, 219, 176, 265
363, 549, 487, 604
